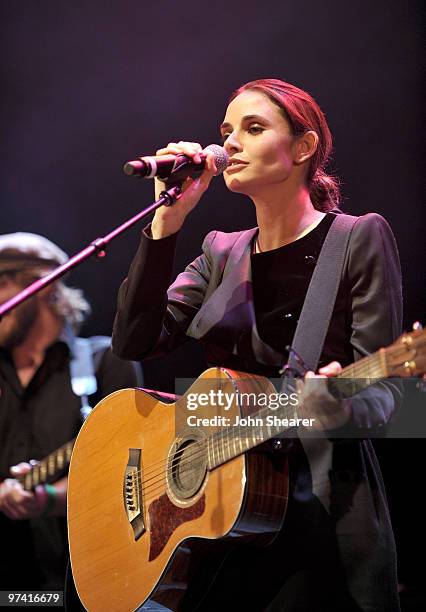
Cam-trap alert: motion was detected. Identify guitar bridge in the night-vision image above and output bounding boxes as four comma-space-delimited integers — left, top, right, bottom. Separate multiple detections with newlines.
123, 448, 145, 540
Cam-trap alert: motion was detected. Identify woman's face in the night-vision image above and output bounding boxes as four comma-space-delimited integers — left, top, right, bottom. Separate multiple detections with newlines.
220, 90, 298, 196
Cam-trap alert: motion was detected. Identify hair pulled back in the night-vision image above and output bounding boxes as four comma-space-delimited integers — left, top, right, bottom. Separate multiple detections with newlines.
230, 79, 340, 212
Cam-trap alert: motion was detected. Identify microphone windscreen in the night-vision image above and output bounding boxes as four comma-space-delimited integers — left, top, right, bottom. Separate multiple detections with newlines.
203, 144, 229, 175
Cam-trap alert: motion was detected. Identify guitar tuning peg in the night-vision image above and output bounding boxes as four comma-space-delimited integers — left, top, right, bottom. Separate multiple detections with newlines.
413, 321, 423, 331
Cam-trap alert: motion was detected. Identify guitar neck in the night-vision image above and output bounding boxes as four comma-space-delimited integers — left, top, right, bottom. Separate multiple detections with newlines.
18, 439, 75, 491
207, 351, 387, 470
328, 350, 387, 398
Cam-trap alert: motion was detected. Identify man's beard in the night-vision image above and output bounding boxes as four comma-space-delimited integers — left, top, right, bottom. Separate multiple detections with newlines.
0, 297, 38, 350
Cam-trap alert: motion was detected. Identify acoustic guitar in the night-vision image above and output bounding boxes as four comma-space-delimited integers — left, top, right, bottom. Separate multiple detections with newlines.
68, 326, 425, 611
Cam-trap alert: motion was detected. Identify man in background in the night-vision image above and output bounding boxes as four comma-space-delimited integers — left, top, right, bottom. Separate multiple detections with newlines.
0, 232, 141, 591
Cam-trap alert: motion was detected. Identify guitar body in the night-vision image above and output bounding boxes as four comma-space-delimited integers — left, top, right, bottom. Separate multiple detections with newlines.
68, 327, 426, 610
68, 368, 289, 611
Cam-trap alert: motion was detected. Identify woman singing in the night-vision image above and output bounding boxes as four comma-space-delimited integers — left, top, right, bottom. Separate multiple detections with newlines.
113, 79, 402, 611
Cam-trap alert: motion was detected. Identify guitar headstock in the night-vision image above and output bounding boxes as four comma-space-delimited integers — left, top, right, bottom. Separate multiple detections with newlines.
385, 322, 426, 377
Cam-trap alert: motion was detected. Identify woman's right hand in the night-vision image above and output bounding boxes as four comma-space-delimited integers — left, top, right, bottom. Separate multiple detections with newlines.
151, 141, 217, 239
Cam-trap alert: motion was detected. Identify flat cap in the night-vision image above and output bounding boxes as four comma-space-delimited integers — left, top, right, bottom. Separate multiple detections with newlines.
0, 232, 68, 274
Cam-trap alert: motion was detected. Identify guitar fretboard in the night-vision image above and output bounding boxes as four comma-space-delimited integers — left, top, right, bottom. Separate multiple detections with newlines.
19, 439, 75, 491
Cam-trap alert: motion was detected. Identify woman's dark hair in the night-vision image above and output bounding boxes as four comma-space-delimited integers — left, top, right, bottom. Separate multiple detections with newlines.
230, 79, 340, 212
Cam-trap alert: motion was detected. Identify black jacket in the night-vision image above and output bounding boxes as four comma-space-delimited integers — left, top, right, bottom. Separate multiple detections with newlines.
113, 212, 402, 611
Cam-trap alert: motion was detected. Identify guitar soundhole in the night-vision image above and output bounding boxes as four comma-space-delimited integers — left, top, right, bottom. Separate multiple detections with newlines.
167, 437, 207, 501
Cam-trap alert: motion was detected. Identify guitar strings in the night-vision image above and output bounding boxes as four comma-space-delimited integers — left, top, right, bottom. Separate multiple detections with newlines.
135, 397, 295, 486
129, 364, 421, 502
127, 365, 388, 494
135, 375, 388, 503
128, 384, 389, 502
123, 363, 400, 504
130, 374, 392, 504
135, 437, 362, 507
137, 361, 385, 488
130, 352, 394, 489
132, 405, 337, 501
117, 339, 422, 505
132, 423, 267, 499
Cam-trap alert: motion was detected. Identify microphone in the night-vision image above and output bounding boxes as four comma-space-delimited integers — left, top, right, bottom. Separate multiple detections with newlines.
123, 144, 229, 182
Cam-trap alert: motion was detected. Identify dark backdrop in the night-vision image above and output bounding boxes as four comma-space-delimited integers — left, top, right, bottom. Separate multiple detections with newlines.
1, 0, 425, 603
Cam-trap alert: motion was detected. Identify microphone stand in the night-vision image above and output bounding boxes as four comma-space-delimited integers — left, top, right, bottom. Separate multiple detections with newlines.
0, 185, 181, 319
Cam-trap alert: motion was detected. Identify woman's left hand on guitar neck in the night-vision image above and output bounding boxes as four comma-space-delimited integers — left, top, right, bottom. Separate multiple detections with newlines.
297, 361, 352, 431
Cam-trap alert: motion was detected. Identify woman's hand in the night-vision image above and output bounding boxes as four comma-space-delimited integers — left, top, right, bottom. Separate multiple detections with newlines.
297, 361, 351, 431
151, 141, 217, 239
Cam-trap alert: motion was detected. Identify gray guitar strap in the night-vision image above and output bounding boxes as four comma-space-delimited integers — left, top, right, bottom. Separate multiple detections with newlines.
286, 213, 358, 377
